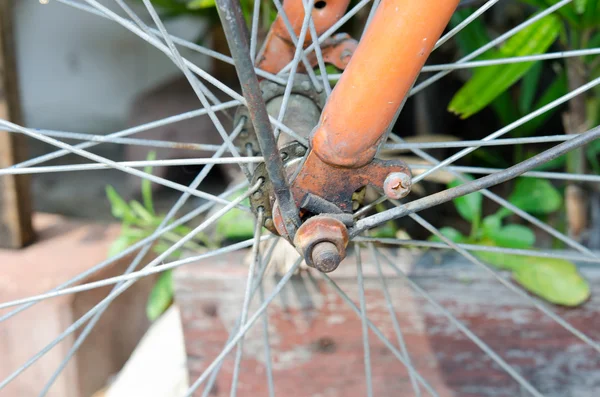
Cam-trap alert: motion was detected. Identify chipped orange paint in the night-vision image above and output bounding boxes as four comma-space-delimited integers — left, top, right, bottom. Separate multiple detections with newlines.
311, 0, 460, 168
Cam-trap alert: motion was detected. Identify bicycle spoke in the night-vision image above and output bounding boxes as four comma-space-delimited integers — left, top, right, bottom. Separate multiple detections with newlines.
0, 181, 246, 323
356, 245, 374, 397
305, 0, 332, 96
424, 48, 600, 71
413, 78, 600, 184
387, 132, 599, 258
384, 134, 577, 150
201, 240, 283, 397
277, 0, 372, 75
374, 248, 544, 397
272, 0, 317, 139
354, 127, 600, 233
269, 0, 323, 90
368, 243, 421, 397
0, 183, 264, 312
356, 236, 600, 265
185, 259, 302, 396
216, 0, 301, 237
36, 120, 251, 395
320, 273, 440, 397
30, 129, 224, 152
410, 0, 573, 95
433, 0, 500, 50
0, 119, 247, 207
259, 281, 276, 397
55, 0, 287, 84
0, 157, 263, 175
230, 209, 265, 397
408, 213, 600, 353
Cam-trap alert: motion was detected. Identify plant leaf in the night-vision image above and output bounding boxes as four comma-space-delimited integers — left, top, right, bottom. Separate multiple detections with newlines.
448, 176, 482, 223
108, 235, 134, 257
187, 0, 216, 9
215, 190, 255, 241
518, 71, 567, 136
487, 224, 536, 249
505, 178, 562, 216
513, 257, 590, 306
106, 185, 132, 221
146, 270, 174, 321
448, 14, 561, 119
518, 61, 543, 115
473, 239, 527, 270
142, 151, 156, 215
428, 227, 466, 243
482, 215, 502, 237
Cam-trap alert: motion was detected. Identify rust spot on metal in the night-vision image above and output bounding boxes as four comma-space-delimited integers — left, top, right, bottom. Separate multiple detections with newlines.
292, 215, 349, 272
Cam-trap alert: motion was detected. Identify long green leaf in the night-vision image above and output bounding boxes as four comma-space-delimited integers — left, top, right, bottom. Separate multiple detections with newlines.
448, 14, 561, 119
146, 270, 174, 321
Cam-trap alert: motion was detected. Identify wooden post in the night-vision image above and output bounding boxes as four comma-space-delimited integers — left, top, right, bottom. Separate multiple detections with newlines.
0, 0, 34, 248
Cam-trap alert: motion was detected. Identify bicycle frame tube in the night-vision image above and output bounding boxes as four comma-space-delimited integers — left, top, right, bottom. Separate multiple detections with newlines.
312, 0, 460, 168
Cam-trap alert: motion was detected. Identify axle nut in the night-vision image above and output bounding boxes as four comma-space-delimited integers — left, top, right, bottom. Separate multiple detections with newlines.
383, 172, 412, 199
293, 216, 349, 273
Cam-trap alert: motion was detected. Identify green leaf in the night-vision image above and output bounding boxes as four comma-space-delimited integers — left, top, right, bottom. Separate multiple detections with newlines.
371, 221, 399, 239
586, 137, 600, 174
187, 0, 216, 9
450, 8, 494, 58
130, 200, 155, 223
448, 14, 561, 119
108, 235, 134, 257
448, 176, 482, 223
519, 61, 543, 115
142, 151, 156, 215
482, 215, 502, 236
146, 270, 174, 321
473, 239, 527, 271
215, 190, 255, 240
513, 257, 590, 306
428, 227, 466, 244
504, 178, 562, 216
574, 0, 588, 13
518, 71, 567, 136
106, 186, 133, 221
487, 224, 536, 249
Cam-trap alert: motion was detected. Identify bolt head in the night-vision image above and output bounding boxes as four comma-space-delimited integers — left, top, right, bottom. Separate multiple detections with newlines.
294, 146, 307, 157
383, 172, 412, 199
311, 241, 342, 273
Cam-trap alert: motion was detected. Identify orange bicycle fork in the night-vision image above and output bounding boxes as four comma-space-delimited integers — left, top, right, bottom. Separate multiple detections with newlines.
216, 0, 460, 271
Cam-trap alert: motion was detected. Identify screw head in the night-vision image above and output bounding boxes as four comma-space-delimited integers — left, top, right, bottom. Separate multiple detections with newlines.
383, 172, 412, 199
311, 241, 342, 273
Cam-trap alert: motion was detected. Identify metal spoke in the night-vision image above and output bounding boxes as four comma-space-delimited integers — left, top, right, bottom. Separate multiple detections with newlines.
352, 126, 600, 234
201, 240, 283, 397
0, 119, 246, 208
355, 236, 600, 265
140, 0, 252, 180
434, 0, 500, 50
424, 47, 600, 71
413, 76, 600, 184
305, 0, 332, 96
215, 0, 301, 237
259, 282, 276, 397
0, 181, 246, 323
249, 0, 262, 62
385, 132, 599, 258
277, 0, 372, 75
409, 213, 600, 354
320, 273, 440, 397
368, 243, 420, 397
374, 248, 544, 397
11, 100, 238, 169
410, 0, 573, 96
408, 164, 600, 184
272, 0, 317, 139
270, 0, 323, 90
0, 183, 264, 312
230, 209, 265, 397
356, 245, 373, 397
0, 157, 263, 175
184, 260, 302, 396
37, 121, 249, 395
57, 0, 287, 84
30, 129, 224, 152
0, 234, 262, 392
384, 134, 577, 150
